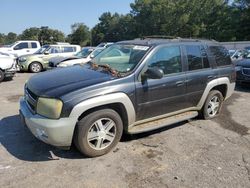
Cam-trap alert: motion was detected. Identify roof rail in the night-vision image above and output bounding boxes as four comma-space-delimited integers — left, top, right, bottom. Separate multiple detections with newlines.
142, 35, 179, 40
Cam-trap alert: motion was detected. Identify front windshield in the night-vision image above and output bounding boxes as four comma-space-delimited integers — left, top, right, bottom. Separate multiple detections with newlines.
34, 45, 49, 54
75, 48, 93, 58
91, 44, 150, 73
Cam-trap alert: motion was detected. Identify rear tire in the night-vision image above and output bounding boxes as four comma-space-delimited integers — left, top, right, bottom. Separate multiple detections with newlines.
29, 62, 42, 73
200, 90, 224, 120
74, 109, 123, 157
0, 70, 4, 83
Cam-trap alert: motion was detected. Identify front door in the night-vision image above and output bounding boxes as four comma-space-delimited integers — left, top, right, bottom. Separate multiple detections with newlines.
135, 45, 188, 121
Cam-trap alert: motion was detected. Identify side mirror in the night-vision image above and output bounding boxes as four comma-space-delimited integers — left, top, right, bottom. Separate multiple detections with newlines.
44, 51, 49, 55
143, 67, 164, 80
90, 54, 95, 59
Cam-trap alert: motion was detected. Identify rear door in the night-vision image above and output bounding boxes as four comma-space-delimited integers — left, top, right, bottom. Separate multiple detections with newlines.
135, 45, 188, 120
183, 44, 218, 107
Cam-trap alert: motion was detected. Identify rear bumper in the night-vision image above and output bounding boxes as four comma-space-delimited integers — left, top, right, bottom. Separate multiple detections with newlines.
19, 97, 76, 148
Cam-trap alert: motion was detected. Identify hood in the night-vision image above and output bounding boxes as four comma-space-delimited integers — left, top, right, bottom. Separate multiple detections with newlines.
236, 59, 250, 68
27, 65, 116, 98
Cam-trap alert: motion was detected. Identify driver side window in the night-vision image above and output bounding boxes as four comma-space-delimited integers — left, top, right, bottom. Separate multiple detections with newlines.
147, 46, 182, 76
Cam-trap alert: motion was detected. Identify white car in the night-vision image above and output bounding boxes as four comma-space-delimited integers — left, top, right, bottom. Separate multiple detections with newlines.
57, 47, 105, 68
0, 40, 41, 57
0, 52, 18, 82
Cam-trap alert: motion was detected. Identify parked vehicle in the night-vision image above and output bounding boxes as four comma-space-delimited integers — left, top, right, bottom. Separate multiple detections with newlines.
57, 47, 105, 68
0, 52, 18, 82
235, 53, 250, 84
48, 47, 95, 68
19, 38, 235, 157
17, 44, 81, 72
0, 40, 41, 57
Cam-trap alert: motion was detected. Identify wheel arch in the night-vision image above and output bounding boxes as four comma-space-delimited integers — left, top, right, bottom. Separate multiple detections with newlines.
197, 77, 235, 109
77, 103, 129, 131
69, 93, 136, 132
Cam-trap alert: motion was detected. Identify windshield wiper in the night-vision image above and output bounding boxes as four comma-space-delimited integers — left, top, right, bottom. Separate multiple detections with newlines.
88, 62, 121, 77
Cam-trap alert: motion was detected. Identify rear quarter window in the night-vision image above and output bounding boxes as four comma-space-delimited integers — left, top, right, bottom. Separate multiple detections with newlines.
209, 46, 231, 66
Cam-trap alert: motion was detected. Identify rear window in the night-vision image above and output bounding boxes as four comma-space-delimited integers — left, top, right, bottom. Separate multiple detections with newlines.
209, 46, 231, 66
31, 42, 37, 48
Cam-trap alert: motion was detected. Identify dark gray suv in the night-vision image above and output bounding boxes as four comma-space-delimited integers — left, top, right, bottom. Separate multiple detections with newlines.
19, 38, 235, 157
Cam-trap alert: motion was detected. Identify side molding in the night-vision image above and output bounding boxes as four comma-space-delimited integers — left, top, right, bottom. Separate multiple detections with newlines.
197, 77, 235, 109
69, 92, 136, 126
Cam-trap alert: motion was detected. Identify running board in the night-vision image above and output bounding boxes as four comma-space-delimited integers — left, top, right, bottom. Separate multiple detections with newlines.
128, 111, 198, 134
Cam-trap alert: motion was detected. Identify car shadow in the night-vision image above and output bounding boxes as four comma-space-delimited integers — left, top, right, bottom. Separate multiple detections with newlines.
235, 83, 250, 92
0, 115, 84, 162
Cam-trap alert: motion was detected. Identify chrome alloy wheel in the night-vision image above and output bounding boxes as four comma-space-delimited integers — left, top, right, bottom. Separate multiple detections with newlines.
30, 63, 41, 72
207, 96, 220, 117
87, 118, 116, 150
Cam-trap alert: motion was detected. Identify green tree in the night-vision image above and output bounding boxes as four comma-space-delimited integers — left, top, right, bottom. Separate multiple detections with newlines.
91, 12, 136, 45
5, 32, 17, 44
38, 27, 65, 45
0, 33, 5, 45
68, 23, 90, 46
19, 27, 40, 40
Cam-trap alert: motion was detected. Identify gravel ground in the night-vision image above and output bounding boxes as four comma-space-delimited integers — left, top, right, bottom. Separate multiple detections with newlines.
0, 73, 250, 188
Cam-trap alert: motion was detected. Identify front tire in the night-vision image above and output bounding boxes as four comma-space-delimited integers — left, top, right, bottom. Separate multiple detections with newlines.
74, 109, 123, 157
201, 90, 224, 120
0, 70, 4, 83
29, 62, 42, 73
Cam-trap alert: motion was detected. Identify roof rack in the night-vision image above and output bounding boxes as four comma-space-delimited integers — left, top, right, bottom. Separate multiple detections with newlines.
141, 35, 218, 43
142, 35, 179, 39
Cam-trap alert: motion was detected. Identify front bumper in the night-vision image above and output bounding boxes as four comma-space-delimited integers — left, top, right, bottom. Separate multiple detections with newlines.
19, 97, 76, 148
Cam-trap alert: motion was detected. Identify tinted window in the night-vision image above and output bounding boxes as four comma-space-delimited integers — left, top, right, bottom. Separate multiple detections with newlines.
14, 42, 28, 50
31, 42, 37, 48
186, 45, 203, 70
209, 46, 231, 66
148, 46, 182, 75
62, 46, 76, 53
48, 46, 61, 53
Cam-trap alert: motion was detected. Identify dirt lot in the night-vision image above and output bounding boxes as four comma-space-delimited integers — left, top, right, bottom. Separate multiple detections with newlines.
0, 73, 250, 188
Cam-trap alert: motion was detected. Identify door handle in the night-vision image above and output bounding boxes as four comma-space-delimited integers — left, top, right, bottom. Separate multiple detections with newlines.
176, 81, 184, 86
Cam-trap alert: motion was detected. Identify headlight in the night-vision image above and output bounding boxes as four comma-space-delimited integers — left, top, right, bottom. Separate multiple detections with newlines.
19, 57, 27, 62
37, 97, 63, 119
58, 63, 68, 67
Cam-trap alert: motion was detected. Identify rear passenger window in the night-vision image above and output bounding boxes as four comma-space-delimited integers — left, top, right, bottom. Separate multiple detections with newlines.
209, 46, 231, 66
186, 45, 210, 71
31, 42, 37, 48
186, 45, 202, 70
62, 47, 76, 53
148, 46, 182, 75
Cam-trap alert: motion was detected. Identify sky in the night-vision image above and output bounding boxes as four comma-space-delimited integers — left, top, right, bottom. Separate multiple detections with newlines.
1, 0, 134, 35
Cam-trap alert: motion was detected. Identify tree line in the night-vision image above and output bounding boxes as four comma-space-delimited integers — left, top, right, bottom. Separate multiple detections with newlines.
0, 0, 250, 46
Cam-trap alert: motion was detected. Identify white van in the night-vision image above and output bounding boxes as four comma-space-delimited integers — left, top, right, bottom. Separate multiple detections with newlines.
0, 40, 41, 57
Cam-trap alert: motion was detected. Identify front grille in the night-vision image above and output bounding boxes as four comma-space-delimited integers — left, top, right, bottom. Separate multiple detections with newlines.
25, 87, 38, 113
242, 68, 250, 76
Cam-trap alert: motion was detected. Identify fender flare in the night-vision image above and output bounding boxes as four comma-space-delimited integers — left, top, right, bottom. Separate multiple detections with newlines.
69, 92, 136, 126
197, 77, 235, 109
